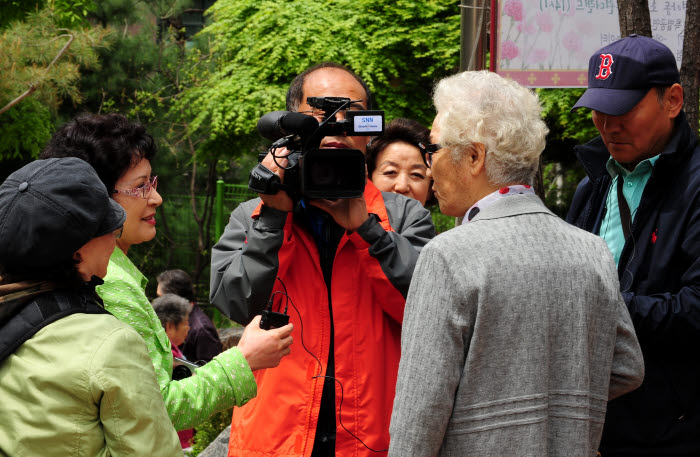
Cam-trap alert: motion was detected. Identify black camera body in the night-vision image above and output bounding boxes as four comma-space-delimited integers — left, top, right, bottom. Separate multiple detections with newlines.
249, 97, 384, 200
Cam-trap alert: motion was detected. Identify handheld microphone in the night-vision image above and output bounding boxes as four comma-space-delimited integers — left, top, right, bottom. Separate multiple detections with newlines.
257, 111, 319, 141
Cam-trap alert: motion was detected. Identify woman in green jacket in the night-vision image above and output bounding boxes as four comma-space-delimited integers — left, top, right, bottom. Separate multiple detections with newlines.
0, 158, 182, 456
40, 113, 294, 431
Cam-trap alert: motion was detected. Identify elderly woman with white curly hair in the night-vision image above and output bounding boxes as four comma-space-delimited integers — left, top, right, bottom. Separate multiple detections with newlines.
388, 71, 644, 457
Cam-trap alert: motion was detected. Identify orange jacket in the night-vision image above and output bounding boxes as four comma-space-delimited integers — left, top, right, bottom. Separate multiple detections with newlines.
210, 181, 435, 457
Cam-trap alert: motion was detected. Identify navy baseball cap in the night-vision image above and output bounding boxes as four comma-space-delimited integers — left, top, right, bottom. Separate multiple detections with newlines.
572, 34, 680, 115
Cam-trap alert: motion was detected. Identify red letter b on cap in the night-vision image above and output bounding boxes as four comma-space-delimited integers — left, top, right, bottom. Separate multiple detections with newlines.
595, 54, 614, 80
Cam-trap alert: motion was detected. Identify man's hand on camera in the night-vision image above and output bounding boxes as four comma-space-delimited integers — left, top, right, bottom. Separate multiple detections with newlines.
237, 315, 293, 372
310, 196, 370, 232
259, 150, 294, 212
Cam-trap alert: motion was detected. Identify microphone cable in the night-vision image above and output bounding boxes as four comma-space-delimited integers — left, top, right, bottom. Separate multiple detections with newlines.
274, 276, 388, 453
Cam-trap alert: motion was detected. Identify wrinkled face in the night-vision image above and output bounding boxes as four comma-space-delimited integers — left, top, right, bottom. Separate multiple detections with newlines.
112, 158, 162, 251
166, 317, 190, 347
74, 232, 118, 281
371, 141, 431, 205
592, 89, 674, 168
428, 116, 473, 217
298, 68, 370, 153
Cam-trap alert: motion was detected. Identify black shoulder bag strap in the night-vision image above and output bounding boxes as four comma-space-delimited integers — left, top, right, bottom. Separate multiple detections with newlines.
0, 289, 110, 363
616, 175, 633, 241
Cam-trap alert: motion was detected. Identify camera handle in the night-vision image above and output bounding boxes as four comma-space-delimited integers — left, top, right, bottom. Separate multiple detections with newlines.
248, 163, 295, 195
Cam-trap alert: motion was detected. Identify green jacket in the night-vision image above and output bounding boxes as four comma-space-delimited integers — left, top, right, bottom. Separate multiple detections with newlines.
0, 311, 182, 456
97, 248, 256, 431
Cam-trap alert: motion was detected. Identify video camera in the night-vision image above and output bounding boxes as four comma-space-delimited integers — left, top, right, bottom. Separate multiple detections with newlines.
249, 97, 384, 199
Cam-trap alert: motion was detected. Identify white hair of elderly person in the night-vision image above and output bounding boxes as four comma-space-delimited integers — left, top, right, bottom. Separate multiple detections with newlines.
388, 70, 644, 457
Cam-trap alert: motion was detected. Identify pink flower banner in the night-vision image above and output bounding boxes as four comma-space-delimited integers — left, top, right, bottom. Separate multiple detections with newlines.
496, 0, 687, 88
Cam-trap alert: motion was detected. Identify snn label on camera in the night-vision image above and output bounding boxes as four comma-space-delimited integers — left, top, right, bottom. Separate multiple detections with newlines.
354, 115, 382, 133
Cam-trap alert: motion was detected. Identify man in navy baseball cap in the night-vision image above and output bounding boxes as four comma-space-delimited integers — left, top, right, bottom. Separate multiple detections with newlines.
567, 35, 700, 456
572, 34, 680, 115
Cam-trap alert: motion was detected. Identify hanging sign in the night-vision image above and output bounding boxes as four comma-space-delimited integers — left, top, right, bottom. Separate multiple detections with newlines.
496, 0, 686, 87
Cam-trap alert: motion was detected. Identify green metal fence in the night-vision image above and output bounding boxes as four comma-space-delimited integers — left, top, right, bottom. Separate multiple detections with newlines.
214, 181, 259, 240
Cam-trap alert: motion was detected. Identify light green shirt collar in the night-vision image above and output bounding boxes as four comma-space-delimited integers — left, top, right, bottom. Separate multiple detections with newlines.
109, 247, 148, 289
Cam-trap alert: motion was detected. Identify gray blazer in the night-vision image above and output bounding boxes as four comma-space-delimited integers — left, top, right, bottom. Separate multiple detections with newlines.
389, 194, 643, 457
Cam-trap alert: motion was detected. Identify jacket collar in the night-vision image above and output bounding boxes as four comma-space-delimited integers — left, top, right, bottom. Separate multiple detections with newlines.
470, 193, 554, 223
574, 136, 609, 180
574, 110, 696, 181
109, 247, 148, 289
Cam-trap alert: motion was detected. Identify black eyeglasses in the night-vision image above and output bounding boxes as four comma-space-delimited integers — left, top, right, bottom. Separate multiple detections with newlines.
418, 143, 443, 167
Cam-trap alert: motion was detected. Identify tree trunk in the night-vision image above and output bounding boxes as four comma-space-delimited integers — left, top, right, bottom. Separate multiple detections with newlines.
617, 0, 652, 37
681, 0, 699, 133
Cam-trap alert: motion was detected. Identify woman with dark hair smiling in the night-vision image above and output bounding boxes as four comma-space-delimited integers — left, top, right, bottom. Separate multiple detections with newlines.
40, 113, 294, 433
367, 118, 434, 206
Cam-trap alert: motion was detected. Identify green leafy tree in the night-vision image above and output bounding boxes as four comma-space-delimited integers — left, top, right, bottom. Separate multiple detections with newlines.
180, 0, 460, 155
52, 0, 96, 28
535, 88, 597, 216
133, 0, 461, 294
58, 0, 222, 295
0, 7, 108, 170
0, 0, 96, 28
538, 88, 597, 146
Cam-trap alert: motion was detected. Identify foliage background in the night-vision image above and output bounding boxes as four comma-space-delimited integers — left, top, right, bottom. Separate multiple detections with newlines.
0, 4, 108, 172
0, 0, 600, 310
1, 0, 666, 452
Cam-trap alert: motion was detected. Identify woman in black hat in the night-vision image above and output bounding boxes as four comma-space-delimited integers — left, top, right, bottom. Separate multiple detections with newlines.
40, 113, 293, 433
0, 157, 182, 456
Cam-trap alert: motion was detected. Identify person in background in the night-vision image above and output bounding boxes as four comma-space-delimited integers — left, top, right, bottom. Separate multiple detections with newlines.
389, 70, 644, 457
366, 118, 433, 206
567, 35, 700, 456
157, 269, 223, 364
153, 293, 195, 450
40, 113, 294, 433
0, 157, 182, 456
153, 293, 192, 362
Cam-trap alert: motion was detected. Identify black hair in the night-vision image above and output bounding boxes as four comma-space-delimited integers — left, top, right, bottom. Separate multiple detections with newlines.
152, 293, 191, 328
366, 118, 430, 177
156, 269, 195, 302
40, 113, 156, 193
286, 62, 373, 111
654, 85, 672, 105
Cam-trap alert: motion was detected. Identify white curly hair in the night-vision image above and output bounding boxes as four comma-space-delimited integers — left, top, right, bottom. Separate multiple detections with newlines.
433, 70, 548, 186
